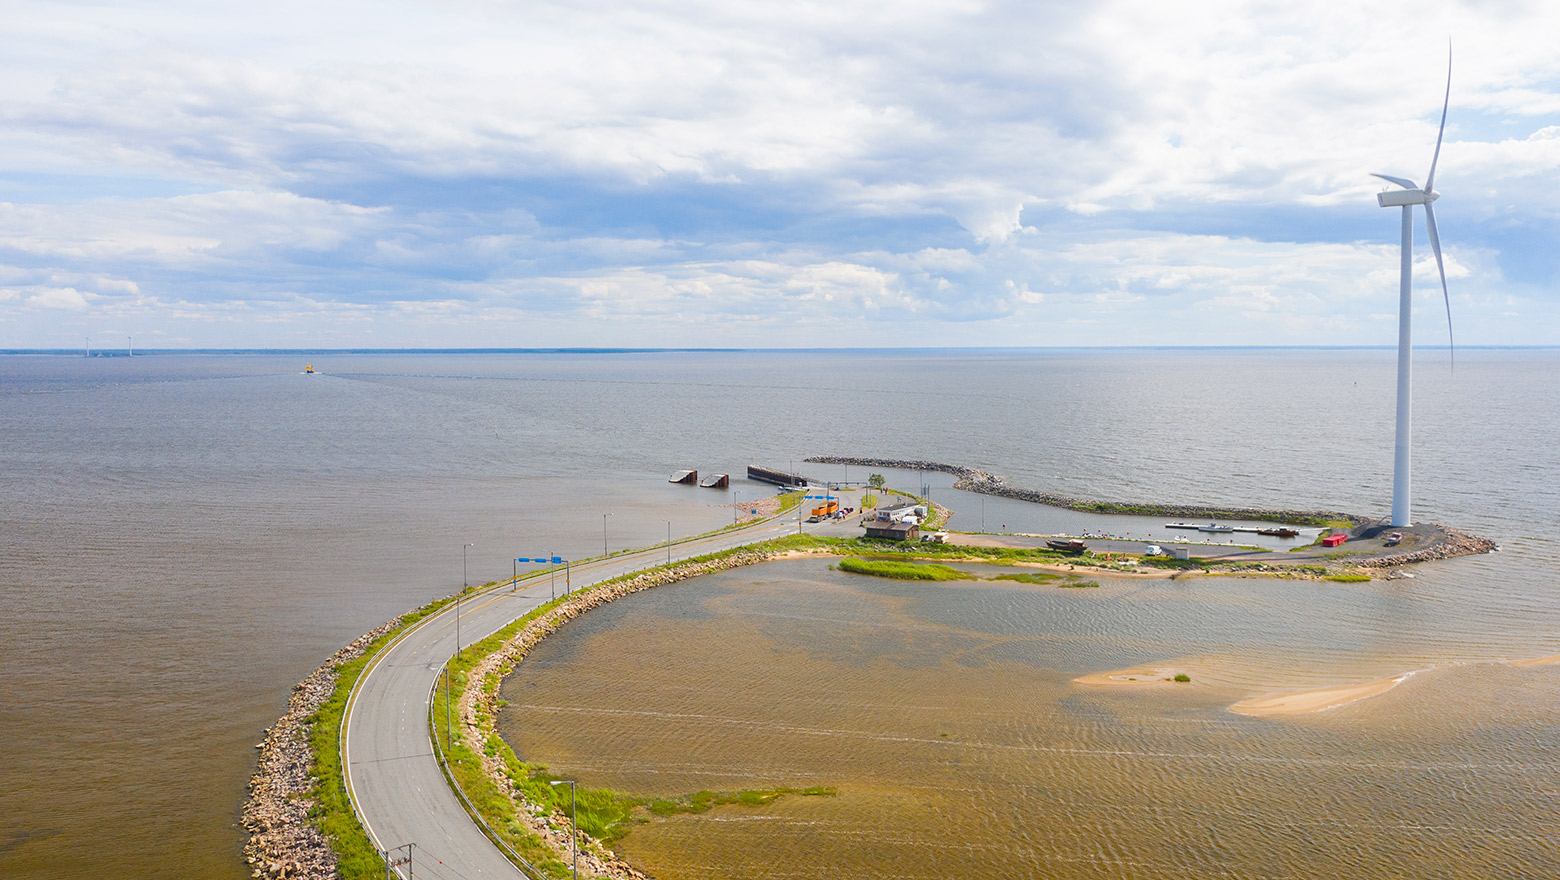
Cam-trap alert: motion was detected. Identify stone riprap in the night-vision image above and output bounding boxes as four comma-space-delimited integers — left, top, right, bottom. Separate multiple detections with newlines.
456, 548, 783, 880
242, 618, 401, 880
1359, 526, 1497, 568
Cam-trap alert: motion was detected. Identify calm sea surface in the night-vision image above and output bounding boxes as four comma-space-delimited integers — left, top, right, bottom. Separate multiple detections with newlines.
1, 349, 1556, 878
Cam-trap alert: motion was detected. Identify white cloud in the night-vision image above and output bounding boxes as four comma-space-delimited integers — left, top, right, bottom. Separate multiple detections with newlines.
1, 0, 1558, 346
24, 286, 91, 309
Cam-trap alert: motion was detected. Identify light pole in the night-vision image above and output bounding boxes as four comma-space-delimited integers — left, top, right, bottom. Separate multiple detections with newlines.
549, 780, 578, 880
602, 513, 611, 558
459, 542, 474, 656
666, 520, 672, 565
733, 491, 741, 524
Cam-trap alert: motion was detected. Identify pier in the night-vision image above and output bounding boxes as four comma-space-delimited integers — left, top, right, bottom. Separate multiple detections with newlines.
747, 465, 810, 487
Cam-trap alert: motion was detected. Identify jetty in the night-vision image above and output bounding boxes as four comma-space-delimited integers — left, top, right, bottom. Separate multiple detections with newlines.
699, 473, 729, 489
669, 469, 698, 485
747, 465, 810, 488
1165, 522, 1300, 537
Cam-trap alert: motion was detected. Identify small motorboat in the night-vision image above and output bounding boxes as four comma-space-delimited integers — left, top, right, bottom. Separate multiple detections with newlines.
1258, 527, 1299, 538
1384, 532, 1403, 546
1197, 524, 1234, 533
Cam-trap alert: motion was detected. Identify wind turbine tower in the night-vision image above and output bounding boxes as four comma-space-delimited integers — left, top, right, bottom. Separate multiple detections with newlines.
1372, 46, 1454, 528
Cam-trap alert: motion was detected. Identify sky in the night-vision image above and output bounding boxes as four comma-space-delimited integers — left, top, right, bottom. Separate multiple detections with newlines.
1, 0, 1558, 349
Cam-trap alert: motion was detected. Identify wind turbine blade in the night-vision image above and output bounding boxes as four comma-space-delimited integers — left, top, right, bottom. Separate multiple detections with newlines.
1372, 173, 1418, 189
1426, 41, 1451, 192
1424, 201, 1454, 370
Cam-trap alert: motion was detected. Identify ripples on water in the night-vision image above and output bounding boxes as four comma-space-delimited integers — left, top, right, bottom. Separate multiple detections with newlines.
1, 349, 1556, 878
501, 560, 1560, 879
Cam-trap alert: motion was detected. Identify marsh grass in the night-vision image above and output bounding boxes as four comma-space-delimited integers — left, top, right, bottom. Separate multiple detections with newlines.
837, 557, 967, 580
991, 572, 1061, 584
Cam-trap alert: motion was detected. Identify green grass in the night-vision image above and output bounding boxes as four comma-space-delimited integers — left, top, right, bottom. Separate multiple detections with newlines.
432, 538, 846, 868
1325, 573, 1371, 583
1135, 555, 1207, 569
837, 557, 968, 581
1173, 673, 1191, 683
1057, 579, 1100, 588
308, 597, 459, 879
991, 571, 1061, 584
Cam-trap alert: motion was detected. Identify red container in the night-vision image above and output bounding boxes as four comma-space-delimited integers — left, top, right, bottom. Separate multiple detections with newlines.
1321, 534, 1348, 547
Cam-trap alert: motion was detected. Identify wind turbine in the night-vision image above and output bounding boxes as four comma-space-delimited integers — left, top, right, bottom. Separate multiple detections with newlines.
1372, 45, 1454, 528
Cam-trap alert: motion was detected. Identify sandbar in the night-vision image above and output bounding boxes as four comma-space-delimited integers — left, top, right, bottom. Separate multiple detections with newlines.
1228, 674, 1410, 717
1509, 654, 1560, 668
1072, 666, 1187, 687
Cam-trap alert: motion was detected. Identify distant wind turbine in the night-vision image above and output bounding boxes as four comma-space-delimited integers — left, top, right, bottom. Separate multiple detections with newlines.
1372, 44, 1454, 528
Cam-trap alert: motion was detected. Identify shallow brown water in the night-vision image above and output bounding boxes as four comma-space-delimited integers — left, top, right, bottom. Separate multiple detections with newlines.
500, 558, 1560, 879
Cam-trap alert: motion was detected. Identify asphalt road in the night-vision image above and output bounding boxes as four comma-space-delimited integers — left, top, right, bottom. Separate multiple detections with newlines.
341, 497, 855, 880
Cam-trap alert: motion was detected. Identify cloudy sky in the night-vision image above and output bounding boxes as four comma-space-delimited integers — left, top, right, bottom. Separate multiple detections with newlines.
2, 0, 1557, 348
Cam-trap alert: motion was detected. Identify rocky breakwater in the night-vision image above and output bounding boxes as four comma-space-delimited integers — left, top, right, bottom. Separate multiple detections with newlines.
455, 548, 784, 880
1360, 526, 1498, 568
806, 455, 1364, 526
242, 618, 401, 880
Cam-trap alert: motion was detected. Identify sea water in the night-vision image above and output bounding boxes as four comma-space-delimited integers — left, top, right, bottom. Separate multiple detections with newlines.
1, 348, 1555, 878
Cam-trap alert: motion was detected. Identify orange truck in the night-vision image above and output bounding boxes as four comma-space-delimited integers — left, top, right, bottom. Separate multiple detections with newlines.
812, 500, 839, 517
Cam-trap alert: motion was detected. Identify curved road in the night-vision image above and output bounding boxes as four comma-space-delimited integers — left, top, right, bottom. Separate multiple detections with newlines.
342, 502, 852, 879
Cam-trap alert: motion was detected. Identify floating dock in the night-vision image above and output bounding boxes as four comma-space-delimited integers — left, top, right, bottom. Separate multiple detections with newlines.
669, 469, 698, 484
700, 473, 729, 489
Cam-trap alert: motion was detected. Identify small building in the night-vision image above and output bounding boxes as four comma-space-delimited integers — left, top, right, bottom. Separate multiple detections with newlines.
864, 521, 920, 542
1322, 533, 1348, 547
875, 503, 927, 524
1173, 547, 1190, 560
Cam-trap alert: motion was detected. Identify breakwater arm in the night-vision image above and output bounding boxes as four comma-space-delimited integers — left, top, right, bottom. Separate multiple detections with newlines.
804, 455, 1366, 527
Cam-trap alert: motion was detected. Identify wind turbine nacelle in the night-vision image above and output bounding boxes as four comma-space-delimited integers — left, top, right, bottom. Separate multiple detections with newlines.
1378, 188, 1434, 207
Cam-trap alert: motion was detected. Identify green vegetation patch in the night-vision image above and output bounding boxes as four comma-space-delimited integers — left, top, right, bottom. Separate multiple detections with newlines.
309, 595, 462, 878
1057, 579, 1100, 588
1173, 673, 1191, 683
991, 571, 1061, 584
432, 537, 849, 870
837, 557, 968, 581
1325, 574, 1371, 583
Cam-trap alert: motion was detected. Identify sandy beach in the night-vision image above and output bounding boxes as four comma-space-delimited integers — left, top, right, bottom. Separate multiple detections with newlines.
1229, 674, 1411, 717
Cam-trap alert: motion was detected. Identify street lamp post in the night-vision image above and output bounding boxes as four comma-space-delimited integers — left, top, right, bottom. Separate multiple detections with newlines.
666, 520, 672, 566
459, 542, 474, 656
602, 513, 611, 558
549, 780, 578, 880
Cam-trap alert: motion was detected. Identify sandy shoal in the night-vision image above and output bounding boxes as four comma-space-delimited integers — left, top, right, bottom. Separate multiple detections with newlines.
1228, 674, 1410, 717
1510, 654, 1560, 667
1072, 666, 1187, 687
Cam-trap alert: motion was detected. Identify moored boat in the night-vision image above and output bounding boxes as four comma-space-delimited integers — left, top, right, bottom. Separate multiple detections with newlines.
1257, 527, 1299, 538
1046, 539, 1088, 553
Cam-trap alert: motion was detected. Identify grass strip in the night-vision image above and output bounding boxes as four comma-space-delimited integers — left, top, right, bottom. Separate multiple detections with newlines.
837, 557, 968, 580
434, 535, 838, 872
308, 596, 459, 878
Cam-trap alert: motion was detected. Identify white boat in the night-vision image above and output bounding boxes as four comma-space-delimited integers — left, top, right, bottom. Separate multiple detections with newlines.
1197, 523, 1234, 533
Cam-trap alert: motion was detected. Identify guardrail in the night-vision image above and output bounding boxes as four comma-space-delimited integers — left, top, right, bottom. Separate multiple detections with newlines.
428, 664, 551, 880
